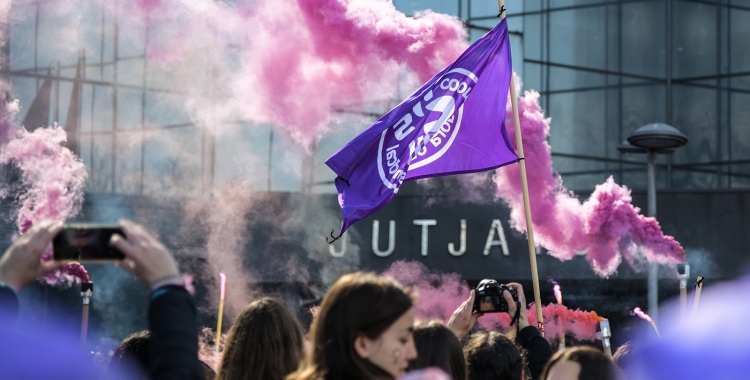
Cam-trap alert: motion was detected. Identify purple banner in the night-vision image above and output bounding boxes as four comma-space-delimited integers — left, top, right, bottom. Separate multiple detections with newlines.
326, 19, 518, 234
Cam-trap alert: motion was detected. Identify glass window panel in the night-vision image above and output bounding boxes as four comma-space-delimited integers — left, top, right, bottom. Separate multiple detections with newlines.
144, 92, 191, 126
671, 84, 717, 170
116, 58, 146, 87
673, 1, 718, 79
90, 133, 113, 193
81, 84, 94, 133
553, 157, 609, 191
619, 83, 665, 137
214, 123, 271, 191
729, 91, 750, 160
507, 14, 523, 33
524, 0, 543, 13
548, 90, 607, 156
55, 81, 73, 126
9, 7, 37, 71
92, 85, 114, 132
510, 34, 524, 79
551, 0, 607, 7
621, 0, 666, 79
729, 8, 750, 73
523, 62, 543, 92
115, 135, 143, 194
10, 77, 39, 123
524, 14, 543, 61
392, 0, 460, 16
142, 127, 201, 195
117, 89, 144, 130
115, 11, 146, 59
549, 7, 606, 70
548, 67, 606, 92
270, 128, 302, 192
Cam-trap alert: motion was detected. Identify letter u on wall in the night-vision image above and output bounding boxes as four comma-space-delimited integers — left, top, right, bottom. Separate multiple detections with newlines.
372, 220, 396, 257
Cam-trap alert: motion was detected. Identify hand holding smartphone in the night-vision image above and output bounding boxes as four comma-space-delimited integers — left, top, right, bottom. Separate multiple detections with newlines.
53, 224, 126, 262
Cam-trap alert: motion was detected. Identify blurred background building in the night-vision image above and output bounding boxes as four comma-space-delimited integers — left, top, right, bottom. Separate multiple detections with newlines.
4, 0, 748, 194
0, 0, 748, 345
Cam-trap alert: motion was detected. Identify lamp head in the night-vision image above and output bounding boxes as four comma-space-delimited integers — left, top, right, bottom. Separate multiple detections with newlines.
627, 123, 688, 151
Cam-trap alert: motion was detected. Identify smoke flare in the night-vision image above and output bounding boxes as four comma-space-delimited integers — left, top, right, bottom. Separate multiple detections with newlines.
493, 86, 684, 276
384, 261, 604, 342
0, 96, 89, 286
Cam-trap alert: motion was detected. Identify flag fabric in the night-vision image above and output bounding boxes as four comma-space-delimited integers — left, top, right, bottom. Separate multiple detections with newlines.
326, 18, 518, 234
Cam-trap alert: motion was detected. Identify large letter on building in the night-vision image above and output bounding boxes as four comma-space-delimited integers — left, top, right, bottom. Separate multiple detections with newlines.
448, 219, 467, 256
413, 219, 437, 256
372, 220, 396, 257
483, 219, 509, 256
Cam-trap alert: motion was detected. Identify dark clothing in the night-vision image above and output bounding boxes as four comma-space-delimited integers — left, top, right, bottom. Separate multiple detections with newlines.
0, 281, 202, 380
517, 326, 553, 380
148, 285, 203, 380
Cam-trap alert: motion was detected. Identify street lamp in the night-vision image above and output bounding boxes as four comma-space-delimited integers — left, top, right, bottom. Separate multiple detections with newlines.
618, 123, 688, 323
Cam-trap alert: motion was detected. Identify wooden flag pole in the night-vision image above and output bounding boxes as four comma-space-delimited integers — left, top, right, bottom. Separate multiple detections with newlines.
498, 0, 545, 336
691, 276, 704, 316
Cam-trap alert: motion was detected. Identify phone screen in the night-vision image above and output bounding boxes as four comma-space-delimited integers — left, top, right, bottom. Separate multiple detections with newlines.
53, 225, 125, 262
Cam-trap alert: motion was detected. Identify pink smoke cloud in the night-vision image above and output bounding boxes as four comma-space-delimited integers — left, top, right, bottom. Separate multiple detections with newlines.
384, 261, 605, 343
115, 0, 467, 147
493, 87, 684, 276
0, 98, 89, 286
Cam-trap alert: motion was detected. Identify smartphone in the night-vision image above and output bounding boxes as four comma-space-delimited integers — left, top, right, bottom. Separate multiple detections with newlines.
53, 224, 125, 262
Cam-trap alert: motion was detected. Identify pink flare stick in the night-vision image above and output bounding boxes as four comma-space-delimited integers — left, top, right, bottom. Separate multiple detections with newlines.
220, 272, 227, 301
553, 284, 562, 305
633, 307, 661, 338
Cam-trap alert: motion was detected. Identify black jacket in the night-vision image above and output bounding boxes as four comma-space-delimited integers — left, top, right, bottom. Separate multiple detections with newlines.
517, 326, 553, 380
147, 285, 204, 380
0, 281, 203, 380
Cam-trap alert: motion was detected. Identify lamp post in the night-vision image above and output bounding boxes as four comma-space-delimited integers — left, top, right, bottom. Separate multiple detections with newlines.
618, 123, 688, 323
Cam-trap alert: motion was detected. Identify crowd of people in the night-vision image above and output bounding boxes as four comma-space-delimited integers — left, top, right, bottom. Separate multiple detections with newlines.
0, 220, 724, 379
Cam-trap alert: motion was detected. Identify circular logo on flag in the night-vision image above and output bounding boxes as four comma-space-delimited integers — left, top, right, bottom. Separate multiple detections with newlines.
377, 68, 478, 192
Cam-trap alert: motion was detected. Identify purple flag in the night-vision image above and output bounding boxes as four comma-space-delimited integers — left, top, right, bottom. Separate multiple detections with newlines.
326, 19, 517, 235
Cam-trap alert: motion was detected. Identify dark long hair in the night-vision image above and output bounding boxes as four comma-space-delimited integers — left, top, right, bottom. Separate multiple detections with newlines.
408, 320, 466, 380
464, 331, 522, 380
541, 346, 620, 380
288, 272, 414, 380
216, 298, 304, 380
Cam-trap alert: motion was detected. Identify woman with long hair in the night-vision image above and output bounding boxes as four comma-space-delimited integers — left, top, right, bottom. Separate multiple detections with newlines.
216, 298, 304, 380
288, 272, 418, 380
408, 320, 466, 380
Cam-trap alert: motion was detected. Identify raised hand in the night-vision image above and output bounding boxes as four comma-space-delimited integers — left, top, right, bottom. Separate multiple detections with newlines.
0, 221, 65, 292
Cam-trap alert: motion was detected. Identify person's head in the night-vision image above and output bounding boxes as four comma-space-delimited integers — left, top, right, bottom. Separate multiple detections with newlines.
216, 298, 304, 380
408, 320, 466, 380
611, 341, 637, 370
464, 331, 522, 380
541, 346, 619, 380
109, 330, 151, 377
295, 272, 417, 380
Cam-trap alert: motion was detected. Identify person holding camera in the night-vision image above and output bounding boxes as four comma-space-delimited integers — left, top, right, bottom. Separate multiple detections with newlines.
0, 220, 204, 380
448, 282, 552, 380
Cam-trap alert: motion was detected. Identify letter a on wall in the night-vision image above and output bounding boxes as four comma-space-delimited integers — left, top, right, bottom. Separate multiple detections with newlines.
483, 219, 509, 256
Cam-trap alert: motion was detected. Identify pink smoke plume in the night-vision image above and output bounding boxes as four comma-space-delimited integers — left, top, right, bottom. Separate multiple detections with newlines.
384, 261, 604, 343
117, 0, 467, 147
384, 260, 469, 322
0, 98, 89, 286
493, 86, 684, 276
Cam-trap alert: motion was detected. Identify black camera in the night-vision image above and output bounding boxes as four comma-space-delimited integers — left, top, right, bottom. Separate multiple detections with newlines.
472, 279, 518, 313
